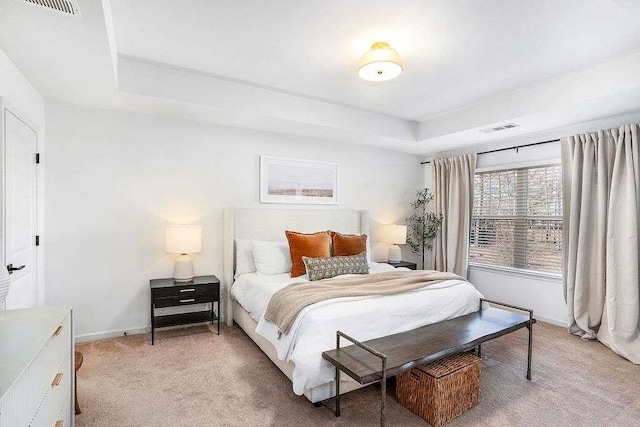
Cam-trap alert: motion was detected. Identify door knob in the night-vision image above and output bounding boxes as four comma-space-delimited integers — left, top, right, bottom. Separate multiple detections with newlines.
6, 264, 25, 274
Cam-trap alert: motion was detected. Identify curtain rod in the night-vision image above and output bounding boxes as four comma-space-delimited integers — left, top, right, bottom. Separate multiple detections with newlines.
420, 138, 560, 165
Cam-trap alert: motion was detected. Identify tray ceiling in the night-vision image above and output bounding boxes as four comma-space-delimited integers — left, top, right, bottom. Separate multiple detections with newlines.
1, 0, 640, 155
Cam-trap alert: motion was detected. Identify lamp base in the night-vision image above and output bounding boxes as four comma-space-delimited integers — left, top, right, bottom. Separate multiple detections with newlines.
388, 245, 402, 262
173, 254, 195, 282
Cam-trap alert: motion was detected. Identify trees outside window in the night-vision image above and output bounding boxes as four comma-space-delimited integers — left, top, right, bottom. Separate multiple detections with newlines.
470, 164, 563, 274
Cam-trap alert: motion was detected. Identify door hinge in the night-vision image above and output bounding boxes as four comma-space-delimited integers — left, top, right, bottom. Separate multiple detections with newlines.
36, 235, 40, 246
36, 153, 41, 164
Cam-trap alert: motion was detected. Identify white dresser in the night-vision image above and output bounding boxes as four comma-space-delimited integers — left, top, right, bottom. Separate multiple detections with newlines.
0, 306, 74, 427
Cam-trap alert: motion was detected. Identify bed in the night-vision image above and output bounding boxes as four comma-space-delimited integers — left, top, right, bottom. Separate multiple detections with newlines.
222, 208, 482, 403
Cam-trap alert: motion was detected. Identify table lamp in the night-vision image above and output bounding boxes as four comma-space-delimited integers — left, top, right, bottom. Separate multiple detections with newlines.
166, 225, 202, 282
381, 224, 407, 262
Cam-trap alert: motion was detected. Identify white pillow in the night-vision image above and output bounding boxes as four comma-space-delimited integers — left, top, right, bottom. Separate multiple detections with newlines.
235, 238, 256, 277
252, 240, 292, 275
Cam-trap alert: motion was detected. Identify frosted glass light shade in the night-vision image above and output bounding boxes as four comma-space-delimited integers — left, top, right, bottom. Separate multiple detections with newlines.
165, 225, 202, 254
380, 224, 407, 245
358, 42, 403, 82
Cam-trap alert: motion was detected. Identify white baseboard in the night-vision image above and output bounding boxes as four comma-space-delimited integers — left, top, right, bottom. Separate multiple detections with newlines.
74, 315, 568, 343
536, 315, 568, 328
75, 326, 148, 343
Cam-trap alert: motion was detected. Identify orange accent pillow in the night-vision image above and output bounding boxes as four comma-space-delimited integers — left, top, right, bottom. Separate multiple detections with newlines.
285, 231, 332, 277
331, 231, 368, 256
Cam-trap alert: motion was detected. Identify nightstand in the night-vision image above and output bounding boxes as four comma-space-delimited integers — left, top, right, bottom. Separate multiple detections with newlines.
388, 260, 417, 270
150, 275, 220, 344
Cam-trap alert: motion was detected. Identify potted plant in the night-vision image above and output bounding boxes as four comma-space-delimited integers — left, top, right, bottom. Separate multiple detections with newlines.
406, 188, 442, 269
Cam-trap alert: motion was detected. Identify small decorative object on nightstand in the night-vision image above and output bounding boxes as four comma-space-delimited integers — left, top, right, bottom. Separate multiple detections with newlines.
388, 260, 417, 270
150, 275, 220, 344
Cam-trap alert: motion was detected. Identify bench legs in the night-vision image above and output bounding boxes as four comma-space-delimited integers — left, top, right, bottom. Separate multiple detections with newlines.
480, 298, 534, 381
527, 320, 533, 380
333, 367, 386, 427
479, 323, 532, 380
380, 375, 386, 427
333, 331, 387, 427
334, 366, 340, 417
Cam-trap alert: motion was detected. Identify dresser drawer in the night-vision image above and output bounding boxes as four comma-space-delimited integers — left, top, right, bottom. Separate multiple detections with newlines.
53, 395, 71, 427
29, 313, 71, 417
0, 366, 32, 427
153, 283, 218, 298
30, 352, 71, 427
154, 293, 217, 308
0, 307, 73, 427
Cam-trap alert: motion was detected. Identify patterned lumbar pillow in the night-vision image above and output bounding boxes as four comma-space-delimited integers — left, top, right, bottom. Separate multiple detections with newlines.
302, 252, 369, 281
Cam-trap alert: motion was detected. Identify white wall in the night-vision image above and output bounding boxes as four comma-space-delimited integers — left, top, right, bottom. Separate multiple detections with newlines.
44, 102, 423, 340
0, 48, 44, 125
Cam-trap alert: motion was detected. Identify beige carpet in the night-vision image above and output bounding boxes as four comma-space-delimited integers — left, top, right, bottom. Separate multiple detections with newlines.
75, 322, 640, 426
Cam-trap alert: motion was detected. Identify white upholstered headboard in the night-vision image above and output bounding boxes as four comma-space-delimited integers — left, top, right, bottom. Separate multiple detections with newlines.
223, 208, 369, 325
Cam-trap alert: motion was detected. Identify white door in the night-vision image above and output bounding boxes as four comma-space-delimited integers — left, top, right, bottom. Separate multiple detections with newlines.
4, 109, 38, 310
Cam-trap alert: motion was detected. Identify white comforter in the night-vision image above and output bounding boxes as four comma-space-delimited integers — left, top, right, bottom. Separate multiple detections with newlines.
231, 262, 483, 395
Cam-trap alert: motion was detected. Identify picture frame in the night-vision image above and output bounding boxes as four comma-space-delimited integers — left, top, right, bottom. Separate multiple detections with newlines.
260, 156, 339, 205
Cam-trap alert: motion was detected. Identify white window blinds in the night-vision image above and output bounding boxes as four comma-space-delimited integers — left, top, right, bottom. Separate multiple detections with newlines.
470, 164, 563, 274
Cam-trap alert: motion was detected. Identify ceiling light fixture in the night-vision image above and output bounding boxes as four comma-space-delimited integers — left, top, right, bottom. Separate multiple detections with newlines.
358, 42, 403, 82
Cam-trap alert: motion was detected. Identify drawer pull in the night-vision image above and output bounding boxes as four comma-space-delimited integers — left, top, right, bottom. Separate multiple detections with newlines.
54, 325, 64, 336
180, 299, 195, 303
55, 421, 63, 427
52, 372, 63, 386
180, 288, 196, 293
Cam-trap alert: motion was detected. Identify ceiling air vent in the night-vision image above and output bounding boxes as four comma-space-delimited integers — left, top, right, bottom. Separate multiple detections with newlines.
480, 123, 519, 134
20, 0, 82, 18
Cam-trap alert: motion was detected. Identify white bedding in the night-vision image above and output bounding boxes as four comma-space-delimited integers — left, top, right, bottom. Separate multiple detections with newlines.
231, 262, 483, 396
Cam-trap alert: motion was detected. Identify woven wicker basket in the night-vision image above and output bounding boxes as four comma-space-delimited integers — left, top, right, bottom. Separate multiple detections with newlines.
397, 352, 480, 426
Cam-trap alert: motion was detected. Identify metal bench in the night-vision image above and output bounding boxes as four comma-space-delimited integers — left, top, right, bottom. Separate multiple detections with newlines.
321, 299, 535, 426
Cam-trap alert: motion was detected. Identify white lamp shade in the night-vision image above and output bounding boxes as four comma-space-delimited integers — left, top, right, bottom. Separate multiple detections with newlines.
165, 225, 202, 254
358, 42, 403, 82
380, 224, 407, 245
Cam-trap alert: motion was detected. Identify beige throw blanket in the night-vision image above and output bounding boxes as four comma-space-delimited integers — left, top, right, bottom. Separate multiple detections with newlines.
264, 270, 466, 335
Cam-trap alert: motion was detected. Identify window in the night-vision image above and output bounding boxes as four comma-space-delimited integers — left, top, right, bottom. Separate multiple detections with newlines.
470, 164, 563, 274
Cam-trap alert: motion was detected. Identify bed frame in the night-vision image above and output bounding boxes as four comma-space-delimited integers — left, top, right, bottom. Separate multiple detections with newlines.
222, 207, 370, 403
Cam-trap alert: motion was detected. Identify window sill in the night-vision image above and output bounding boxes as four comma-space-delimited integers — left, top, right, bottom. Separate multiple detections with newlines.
469, 263, 563, 282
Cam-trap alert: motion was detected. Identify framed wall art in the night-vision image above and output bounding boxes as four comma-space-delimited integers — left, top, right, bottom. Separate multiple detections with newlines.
259, 156, 339, 205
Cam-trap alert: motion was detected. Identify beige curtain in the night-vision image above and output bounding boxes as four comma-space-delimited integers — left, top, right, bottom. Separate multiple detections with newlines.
562, 124, 640, 363
432, 154, 476, 277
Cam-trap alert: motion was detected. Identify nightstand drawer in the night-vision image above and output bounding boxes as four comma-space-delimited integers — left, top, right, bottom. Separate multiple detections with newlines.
150, 274, 221, 343
153, 283, 218, 298
388, 261, 417, 270
154, 293, 217, 308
